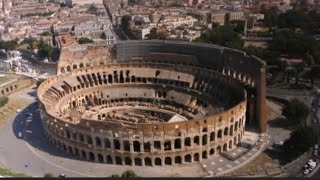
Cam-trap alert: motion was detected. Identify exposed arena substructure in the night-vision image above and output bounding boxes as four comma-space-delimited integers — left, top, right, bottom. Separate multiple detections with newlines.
37, 40, 267, 166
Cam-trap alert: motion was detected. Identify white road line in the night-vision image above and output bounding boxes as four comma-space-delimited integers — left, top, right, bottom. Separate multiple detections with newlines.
25, 143, 95, 177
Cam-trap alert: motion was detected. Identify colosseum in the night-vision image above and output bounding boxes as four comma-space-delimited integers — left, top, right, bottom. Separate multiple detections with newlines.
37, 40, 267, 166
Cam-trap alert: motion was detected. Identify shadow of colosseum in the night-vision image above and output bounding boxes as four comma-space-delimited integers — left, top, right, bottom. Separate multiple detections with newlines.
11, 103, 94, 164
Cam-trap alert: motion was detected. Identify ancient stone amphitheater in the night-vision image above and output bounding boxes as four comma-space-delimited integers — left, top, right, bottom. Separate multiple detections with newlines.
37, 40, 267, 166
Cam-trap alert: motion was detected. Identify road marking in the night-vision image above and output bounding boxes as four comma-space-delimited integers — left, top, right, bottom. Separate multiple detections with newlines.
25, 142, 95, 177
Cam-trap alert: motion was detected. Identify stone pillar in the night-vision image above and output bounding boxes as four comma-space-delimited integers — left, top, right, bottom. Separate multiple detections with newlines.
256, 67, 267, 133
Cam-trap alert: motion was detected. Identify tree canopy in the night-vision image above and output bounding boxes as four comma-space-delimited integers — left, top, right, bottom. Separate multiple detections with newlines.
282, 98, 309, 125
78, 37, 94, 44
198, 24, 244, 49
282, 125, 317, 159
0, 40, 18, 51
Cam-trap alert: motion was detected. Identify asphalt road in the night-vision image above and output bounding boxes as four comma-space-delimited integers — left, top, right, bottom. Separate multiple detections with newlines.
0, 87, 87, 177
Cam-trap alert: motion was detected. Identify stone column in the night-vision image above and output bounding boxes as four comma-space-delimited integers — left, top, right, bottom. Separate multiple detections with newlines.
256, 67, 267, 133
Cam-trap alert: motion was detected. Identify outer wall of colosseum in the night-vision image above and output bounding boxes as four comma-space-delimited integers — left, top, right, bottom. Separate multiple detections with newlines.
38, 40, 267, 166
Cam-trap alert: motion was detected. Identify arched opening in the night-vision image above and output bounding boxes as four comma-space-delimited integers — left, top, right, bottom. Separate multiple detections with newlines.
202, 151, 208, 159
230, 125, 234, 136
202, 127, 208, 132
202, 134, 207, 145
223, 143, 227, 152
235, 121, 238, 131
145, 157, 152, 166
68, 146, 72, 154
134, 158, 142, 166
185, 137, 191, 146
115, 156, 122, 165
114, 139, 120, 150
234, 136, 237, 145
210, 148, 215, 155
98, 154, 103, 163
89, 152, 95, 161
74, 148, 79, 157
95, 137, 101, 147
154, 141, 161, 150
106, 155, 113, 164
165, 157, 172, 165
133, 141, 141, 152
175, 156, 182, 164
81, 150, 87, 159
194, 136, 199, 145
62, 143, 66, 151
164, 140, 171, 151
217, 146, 221, 154
218, 129, 222, 138
123, 140, 130, 151
105, 138, 111, 148
125, 157, 132, 165
224, 127, 229, 136
144, 142, 151, 152
229, 140, 233, 149
210, 132, 215, 141
174, 139, 181, 149
194, 153, 199, 161
155, 158, 162, 166
185, 154, 192, 163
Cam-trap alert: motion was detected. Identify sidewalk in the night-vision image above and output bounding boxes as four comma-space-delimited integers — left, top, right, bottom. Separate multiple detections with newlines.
202, 135, 269, 177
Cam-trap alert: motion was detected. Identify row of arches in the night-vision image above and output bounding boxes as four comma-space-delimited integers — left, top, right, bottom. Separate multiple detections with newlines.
46, 131, 243, 166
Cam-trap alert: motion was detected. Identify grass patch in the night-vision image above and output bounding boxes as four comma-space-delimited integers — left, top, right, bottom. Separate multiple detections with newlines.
0, 98, 28, 127
0, 167, 31, 177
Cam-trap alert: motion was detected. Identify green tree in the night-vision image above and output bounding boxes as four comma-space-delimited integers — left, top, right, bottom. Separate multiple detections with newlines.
43, 172, 54, 177
40, 31, 51, 36
121, 170, 138, 177
282, 98, 309, 126
263, 7, 278, 30
0, 40, 18, 50
78, 37, 94, 44
198, 24, 244, 49
0, 96, 8, 107
282, 125, 317, 159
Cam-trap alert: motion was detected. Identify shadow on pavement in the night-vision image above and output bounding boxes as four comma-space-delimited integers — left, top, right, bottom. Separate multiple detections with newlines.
11, 102, 89, 164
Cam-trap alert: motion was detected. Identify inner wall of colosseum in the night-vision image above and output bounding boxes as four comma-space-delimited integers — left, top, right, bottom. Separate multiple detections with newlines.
37, 40, 267, 166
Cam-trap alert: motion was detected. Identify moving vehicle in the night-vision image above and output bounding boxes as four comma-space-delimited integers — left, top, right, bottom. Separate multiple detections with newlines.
18, 132, 22, 138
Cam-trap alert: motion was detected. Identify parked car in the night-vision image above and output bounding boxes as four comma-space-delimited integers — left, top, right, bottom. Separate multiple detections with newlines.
18, 132, 22, 138
16, 109, 21, 113
304, 169, 310, 175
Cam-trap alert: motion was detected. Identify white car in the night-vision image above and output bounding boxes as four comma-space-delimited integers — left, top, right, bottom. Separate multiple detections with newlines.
18, 132, 22, 138
315, 144, 318, 149
16, 109, 21, 113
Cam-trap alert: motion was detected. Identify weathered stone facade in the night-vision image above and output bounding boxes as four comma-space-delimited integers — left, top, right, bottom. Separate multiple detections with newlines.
37, 40, 267, 166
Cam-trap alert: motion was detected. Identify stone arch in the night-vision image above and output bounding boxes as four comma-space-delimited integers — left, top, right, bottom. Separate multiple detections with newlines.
202, 150, 208, 159
234, 136, 237, 145
61, 67, 65, 73
79, 63, 84, 68
66, 66, 71, 72
210, 131, 215, 141
230, 125, 234, 136
105, 138, 111, 148
114, 139, 120, 150
210, 148, 215, 155
194, 136, 199, 145
174, 139, 181, 149
164, 140, 171, 151
89, 152, 95, 161
235, 121, 238, 131
106, 155, 113, 164
134, 158, 142, 166
185, 137, 191, 146
74, 148, 79, 157
81, 150, 87, 159
202, 134, 207, 145
229, 140, 233, 149
165, 157, 172, 165
95, 137, 102, 147
218, 129, 222, 138
124, 157, 132, 166
224, 127, 229, 136
223, 143, 227, 152
217, 146, 221, 154
97, 154, 104, 163
73, 64, 77, 69
123, 140, 130, 151
194, 153, 199, 161
145, 157, 152, 166
155, 158, 162, 166
115, 156, 122, 165
202, 127, 208, 132
185, 154, 192, 163
175, 156, 182, 164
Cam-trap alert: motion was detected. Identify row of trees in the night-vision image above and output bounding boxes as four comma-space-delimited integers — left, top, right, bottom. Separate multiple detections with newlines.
0, 40, 18, 51
21, 37, 53, 59
281, 99, 317, 159
0, 96, 8, 107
